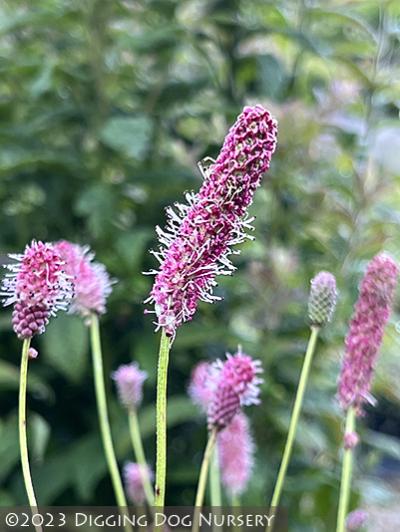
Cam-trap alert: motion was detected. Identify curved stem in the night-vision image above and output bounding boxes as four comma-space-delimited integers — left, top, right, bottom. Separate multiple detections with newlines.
90, 314, 132, 532
192, 428, 218, 532
19, 338, 42, 532
336, 407, 356, 532
128, 408, 154, 505
154, 329, 171, 511
209, 446, 222, 507
269, 325, 320, 516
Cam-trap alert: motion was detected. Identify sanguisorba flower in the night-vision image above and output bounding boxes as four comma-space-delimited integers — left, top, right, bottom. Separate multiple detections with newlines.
338, 253, 399, 414
218, 412, 254, 497
1, 240, 73, 339
146, 105, 278, 337
188, 361, 215, 412
124, 462, 153, 505
54, 240, 112, 320
308, 271, 338, 326
113, 363, 147, 410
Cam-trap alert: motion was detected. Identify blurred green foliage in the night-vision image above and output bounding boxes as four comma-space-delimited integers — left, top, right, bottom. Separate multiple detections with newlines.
1, 0, 400, 529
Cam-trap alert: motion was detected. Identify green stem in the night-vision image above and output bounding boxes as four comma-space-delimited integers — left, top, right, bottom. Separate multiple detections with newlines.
209, 446, 222, 507
154, 329, 171, 511
90, 314, 132, 532
336, 407, 356, 532
269, 326, 320, 515
231, 495, 242, 532
128, 408, 154, 506
192, 429, 218, 532
19, 338, 42, 532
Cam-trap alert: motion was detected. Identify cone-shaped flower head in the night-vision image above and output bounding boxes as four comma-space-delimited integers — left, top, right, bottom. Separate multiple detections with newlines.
145, 105, 278, 337
1, 240, 73, 339
113, 363, 147, 410
346, 509, 368, 531
338, 253, 398, 414
308, 271, 338, 326
207, 348, 263, 430
188, 361, 216, 412
124, 462, 153, 505
218, 412, 254, 496
54, 240, 113, 319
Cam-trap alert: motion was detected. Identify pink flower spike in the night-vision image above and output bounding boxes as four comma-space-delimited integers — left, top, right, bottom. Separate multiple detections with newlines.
344, 431, 359, 450
207, 382, 241, 431
188, 361, 216, 412
1, 240, 73, 339
124, 462, 153, 505
145, 105, 278, 337
338, 253, 399, 415
112, 363, 147, 410
214, 347, 263, 406
346, 509, 368, 530
54, 240, 113, 319
218, 412, 254, 496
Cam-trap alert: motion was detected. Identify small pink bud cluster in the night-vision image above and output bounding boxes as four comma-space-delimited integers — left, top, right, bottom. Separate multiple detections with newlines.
344, 431, 359, 450
188, 348, 263, 431
54, 240, 113, 320
217, 412, 254, 496
124, 462, 153, 505
113, 363, 147, 410
146, 105, 277, 337
346, 509, 368, 530
338, 253, 398, 414
1, 240, 73, 339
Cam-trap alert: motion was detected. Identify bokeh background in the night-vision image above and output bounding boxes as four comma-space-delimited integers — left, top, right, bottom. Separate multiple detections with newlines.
1, 1, 400, 530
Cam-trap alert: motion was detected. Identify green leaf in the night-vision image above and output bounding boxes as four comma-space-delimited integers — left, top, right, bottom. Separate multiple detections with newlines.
30, 414, 51, 464
100, 116, 153, 160
0, 360, 53, 400
41, 314, 88, 383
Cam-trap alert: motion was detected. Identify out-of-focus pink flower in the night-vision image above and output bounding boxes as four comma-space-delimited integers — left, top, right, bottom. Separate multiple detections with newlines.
218, 412, 254, 496
112, 363, 147, 410
214, 348, 263, 406
338, 253, 398, 414
124, 462, 153, 505
308, 271, 338, 326
145, 105, 278, 337
188, 361, 216, 412
346, 509, 368, 530
344, 431, 359, 450
1, 240, 73, 339
54, 240, 113, 319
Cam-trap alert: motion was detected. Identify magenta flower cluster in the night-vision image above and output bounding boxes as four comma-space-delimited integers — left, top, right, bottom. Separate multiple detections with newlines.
55, 240, 113, 319
1, 240, 73, 339
113, 363, 147, 410
123, 462, 153, 505
146, 105, 277, 337
338, 253, 399, 414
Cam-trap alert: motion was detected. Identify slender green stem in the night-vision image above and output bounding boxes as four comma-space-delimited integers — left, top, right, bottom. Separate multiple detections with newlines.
90, 314, 132, 532
128, 408, 154, 505
154, 328, 171, 510
336, 407, 356, 532
192, 429, 218, 532
231, 495, 242, 532
19, 338, 42, 532
209, 446, 222, 507
269, 326, 320, 515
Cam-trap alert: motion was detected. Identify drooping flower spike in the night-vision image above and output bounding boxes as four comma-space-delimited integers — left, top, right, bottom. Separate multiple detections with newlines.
338, 253, 399, 415
113, 363, 147, 410
124, 462, 153, 505
146, 105, 278, 337
218, 412, 254, 497
1, 240, 73, 339
54, 240, 113, 320
308, 271, 338, 326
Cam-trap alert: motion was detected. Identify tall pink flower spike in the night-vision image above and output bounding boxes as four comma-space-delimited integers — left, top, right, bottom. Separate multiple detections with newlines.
338, 253, 398, 415
113, 363, 147, 410
54, 240, 113, 321
218, 412, 254, 496
145, 105, 278, 337
1, 240, 73, 339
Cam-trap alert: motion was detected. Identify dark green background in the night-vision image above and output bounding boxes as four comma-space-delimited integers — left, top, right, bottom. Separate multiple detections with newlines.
0, 1, 400, 530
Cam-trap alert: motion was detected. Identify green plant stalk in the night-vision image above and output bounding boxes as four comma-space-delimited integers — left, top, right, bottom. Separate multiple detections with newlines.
192, 428, 218, 532
154, 329, 171, 511
269, 325, 320, 515
19, 338, 43, 532
90, 314, 132, 532
128, 408, 154, 505
336, 407, 356, 532
231, 494, 242, 532
209, 446, 222, 507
